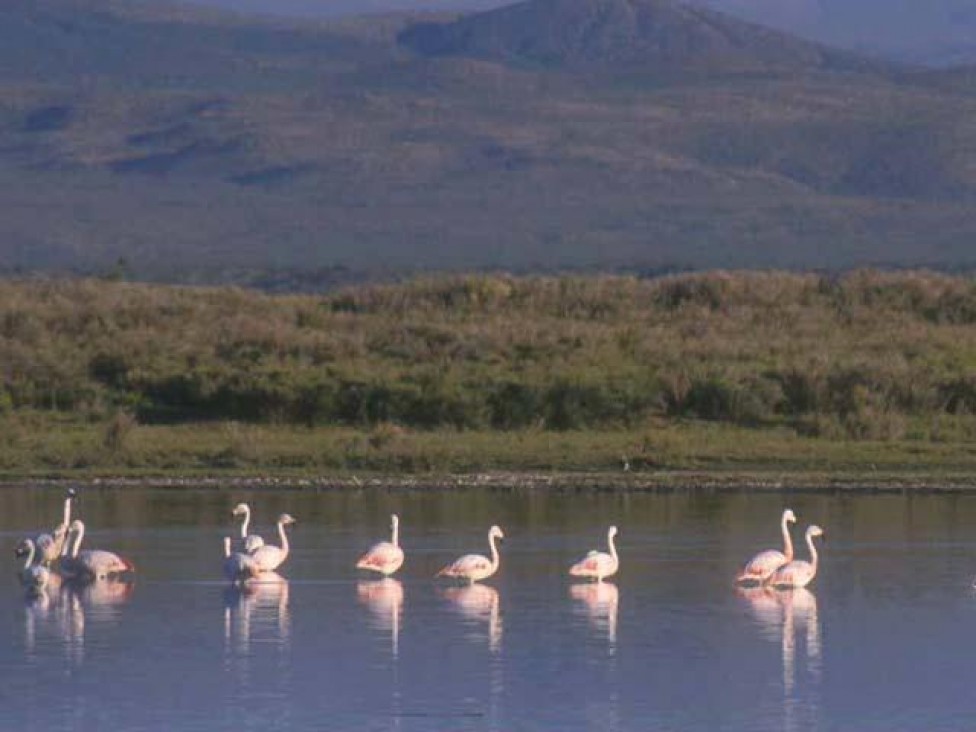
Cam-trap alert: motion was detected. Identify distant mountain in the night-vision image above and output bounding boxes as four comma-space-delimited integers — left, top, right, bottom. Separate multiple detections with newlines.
2, 0, 976, 285
693, 0, 976, 66
398, 0, 875, 72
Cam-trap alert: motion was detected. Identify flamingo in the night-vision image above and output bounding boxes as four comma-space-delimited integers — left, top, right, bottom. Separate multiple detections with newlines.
356, 514, 405, 576
436, 525, 505, 584
569, 525, 620, 582
15, 538, 51, 593
232, 503, 265, 554
250, 514, 296, 573
59, 520, 135, 581
736, 508, 797, 584
36, 487, 77, 565
768, 525, 824, 589
223, 536, 260, 585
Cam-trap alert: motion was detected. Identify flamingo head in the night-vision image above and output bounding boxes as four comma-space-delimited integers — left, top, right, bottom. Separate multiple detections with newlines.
14, 539, 31, 557
66, 487, 77, 499
490, 525, 504, 541
68, 519, 85, 533
783, 509, 797, 524
279, 513, 297, 526
807, 525, 824, 539
231, 503, 249, 517
608, 525, 619, 539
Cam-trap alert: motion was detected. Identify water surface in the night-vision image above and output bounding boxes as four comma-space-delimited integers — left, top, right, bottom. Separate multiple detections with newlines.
3, 487, 976, 730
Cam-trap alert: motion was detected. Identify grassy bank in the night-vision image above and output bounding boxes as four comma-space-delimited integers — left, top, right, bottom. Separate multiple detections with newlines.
3, 414, 976, 487
3, 271, 976, 485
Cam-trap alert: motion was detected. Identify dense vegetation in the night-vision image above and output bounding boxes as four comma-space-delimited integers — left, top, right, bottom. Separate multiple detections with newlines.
5, 271, 976, 439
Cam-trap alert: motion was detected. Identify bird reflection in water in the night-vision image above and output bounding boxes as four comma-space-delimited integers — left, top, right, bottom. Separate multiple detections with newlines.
570, 581, 619, 650
23, 578, 134, 664
357, 578, 403, 659
223, 573, 291, 657
440, 584, 503, 654
738, 585, 821, 731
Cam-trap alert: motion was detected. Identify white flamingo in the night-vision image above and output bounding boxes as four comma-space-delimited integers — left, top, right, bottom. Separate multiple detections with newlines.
36, 488, 77, 565
232, 503, 265, 554
59, 520, 134, 581
15, 538, 51, 593
569, 525, 620, 582
436, 525, 505, 584
768, 525, 824, 589
222, 536, 260, 585
356, 514, 405, 576
250, 514, 296, 573
736, 509, 797, 584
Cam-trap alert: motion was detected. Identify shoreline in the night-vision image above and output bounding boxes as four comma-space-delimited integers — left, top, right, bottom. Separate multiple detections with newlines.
3, 469, 975, 493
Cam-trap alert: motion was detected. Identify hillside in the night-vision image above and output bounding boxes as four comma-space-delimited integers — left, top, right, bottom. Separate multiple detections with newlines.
2, 0, 976, 285
398, 0, 874, 72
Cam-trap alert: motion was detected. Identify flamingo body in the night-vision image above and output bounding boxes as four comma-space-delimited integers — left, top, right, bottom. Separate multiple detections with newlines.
357, 514, 404, 576
737, 509, 797, 584
250, 514, 296, 573
60, 520, 135, 581
15, 539, 51, 593
223, 537, 260, 584
569, 526, 619, 582
768, 525, 824, 589
437, 525, 504, 584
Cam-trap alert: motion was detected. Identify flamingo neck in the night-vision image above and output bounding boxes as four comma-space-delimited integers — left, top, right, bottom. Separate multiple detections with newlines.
23, 541, 36, 570
781, 514, 794, 562
607, 531, 618, 566
277, 520, 290, 556
807, 532, 819, 571
62, 495, 73, 527
488, 532, 500, 571
71, 524, 85, 558
224, 537, 232, 558
391, 517, 399, 547
240, 506, 251, 539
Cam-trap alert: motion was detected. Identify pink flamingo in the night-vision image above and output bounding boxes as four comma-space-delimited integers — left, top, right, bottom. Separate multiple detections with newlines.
436, 525, 504, 584
569, 526, 619, 582
768, 525, 824, 589
59, 520, 134, 581
736, 509, 796, 584
356, 514, 405, 576
250, 514, 296, 573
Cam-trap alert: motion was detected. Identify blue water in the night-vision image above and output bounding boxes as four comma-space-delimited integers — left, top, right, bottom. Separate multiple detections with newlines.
3, 487, 976, 730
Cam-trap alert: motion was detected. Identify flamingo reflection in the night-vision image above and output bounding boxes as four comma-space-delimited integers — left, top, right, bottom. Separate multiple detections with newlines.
738, 586, 821, 691
570, 581, 619, 648
441, 584, 503, 653
357, 579, 403, 659
223, 573, 291, 657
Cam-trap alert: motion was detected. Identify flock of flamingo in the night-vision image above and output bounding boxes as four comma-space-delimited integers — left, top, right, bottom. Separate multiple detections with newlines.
14, 490, 823, 596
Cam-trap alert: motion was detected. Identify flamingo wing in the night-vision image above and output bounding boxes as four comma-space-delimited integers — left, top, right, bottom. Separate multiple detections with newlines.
251, 544, 286, 573
570, 551, 614, 578
737, 549, 788, 583
357, 542, 404, 574
769, 560, 813, 588
439, 553, 490, 578
79, 549, 134, 578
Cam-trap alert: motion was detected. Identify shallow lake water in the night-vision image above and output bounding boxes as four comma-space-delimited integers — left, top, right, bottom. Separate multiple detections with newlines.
3, 486, 976, 730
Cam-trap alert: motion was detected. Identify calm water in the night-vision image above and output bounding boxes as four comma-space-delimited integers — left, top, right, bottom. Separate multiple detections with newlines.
3, 486, 976, 730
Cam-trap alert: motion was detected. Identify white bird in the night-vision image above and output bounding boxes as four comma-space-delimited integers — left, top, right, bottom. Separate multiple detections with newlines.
222, 536, 260, 585
356, 514, 405, 576
59, 520, 134, 581
36, 488, 77, 565
232, 503, 265, 554
768, 525, 824, 589
736, 509, 797, 584
15, 538, 51, 593
436, 525, 505, 584
569, 526, 620, 582
250, 514, 296, 573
